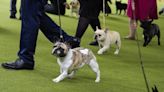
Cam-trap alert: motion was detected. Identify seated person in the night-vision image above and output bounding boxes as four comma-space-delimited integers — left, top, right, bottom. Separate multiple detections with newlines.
44, 0, 70, 15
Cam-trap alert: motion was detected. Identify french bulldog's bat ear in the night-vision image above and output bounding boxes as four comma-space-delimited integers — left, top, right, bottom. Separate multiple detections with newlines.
52, 36, 61, 43
96, 26, 99, 30
64, 41, 71, 48
149, 19, 153, 23
105, 28, 109, 33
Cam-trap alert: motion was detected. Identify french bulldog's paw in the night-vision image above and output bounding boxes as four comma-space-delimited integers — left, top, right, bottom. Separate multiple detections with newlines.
95, 79, 100, 83
97, 50, 103, 55
52, 78, 60, 83
114, 51, 119, 55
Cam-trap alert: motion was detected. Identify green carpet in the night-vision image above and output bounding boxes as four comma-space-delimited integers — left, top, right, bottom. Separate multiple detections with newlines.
0, 0, 164, 92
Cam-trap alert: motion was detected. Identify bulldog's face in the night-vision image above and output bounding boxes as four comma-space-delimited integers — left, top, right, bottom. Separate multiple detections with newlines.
94, 28, 106, 41
52, 42, 69, 57
70, 0, 79, 7
140, 20, 152, 29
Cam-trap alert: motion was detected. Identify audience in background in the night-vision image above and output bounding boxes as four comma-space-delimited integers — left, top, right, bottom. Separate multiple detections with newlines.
44, 0, 70, 15
103, 0, 112, 16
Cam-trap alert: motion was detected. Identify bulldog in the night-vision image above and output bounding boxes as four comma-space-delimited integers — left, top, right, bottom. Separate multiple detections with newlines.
94, 27, 121, 55
140, 20, 161, 47
51, 42, 100, 83
70, 0, 80, 17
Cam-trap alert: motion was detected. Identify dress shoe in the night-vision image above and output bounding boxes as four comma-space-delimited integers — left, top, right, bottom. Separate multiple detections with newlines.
66, 37, 80, 48
1, 58, 34, 70
10, 15, 16, 19
89, 40, 98, 46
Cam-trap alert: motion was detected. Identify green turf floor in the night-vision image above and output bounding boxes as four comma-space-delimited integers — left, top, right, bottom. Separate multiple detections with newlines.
0, 0, 164, 92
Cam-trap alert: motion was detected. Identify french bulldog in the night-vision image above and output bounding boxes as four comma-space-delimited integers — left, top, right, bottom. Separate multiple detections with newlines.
52, 42, 100, 83
70, 0, 80, 17
94, 27, 121, 55
140, 20, 160, 47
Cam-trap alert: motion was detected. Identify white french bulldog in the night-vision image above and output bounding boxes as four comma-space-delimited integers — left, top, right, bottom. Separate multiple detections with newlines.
52, 42, 100, 83
70, 0, 80, 17
95, 27, 121, 55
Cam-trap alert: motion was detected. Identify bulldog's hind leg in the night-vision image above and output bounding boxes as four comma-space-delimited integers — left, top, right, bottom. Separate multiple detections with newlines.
114, 39, 121, 55
68, 71, 76, 79
157, 30, 161, 45
88, 59, 100, 83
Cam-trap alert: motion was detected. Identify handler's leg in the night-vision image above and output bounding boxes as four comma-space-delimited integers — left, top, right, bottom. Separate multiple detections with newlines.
1, 0, 41, 70
40, 13, 80, 48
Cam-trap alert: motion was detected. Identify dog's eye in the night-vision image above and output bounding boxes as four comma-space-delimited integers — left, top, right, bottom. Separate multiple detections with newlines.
53, 46, 57, 48
98, 34, 101, 37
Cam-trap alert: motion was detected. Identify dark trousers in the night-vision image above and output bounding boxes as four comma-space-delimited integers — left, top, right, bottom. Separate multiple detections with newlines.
75, 17, 101, 39
10, 0, 21, 16
44, 4, 65, 15
18, 0, 71, 65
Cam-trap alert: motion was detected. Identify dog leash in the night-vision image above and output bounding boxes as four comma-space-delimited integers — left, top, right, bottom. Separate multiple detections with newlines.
131, 0, 158, 92
103, 0, 106, 28
57, 0, 64, 41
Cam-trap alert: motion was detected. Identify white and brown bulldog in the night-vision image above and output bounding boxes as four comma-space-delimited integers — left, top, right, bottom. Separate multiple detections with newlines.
52, 42, 100, 83
95, 27, 121, 55
70, 0, 80, 17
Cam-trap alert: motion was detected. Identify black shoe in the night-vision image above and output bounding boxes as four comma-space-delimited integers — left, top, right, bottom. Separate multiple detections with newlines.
89, 41, 98, 46
1, 58, 34, 70
10, 15, 16, 19
66, 37, 80, 48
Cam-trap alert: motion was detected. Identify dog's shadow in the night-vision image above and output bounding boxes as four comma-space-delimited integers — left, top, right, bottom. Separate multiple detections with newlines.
0, 27, 13, 34
51, 73, 95, 83
64, 75, 97, 83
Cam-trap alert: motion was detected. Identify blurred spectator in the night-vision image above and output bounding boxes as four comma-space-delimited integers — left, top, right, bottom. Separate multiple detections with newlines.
10, 0, 21, 19
103, 0, 112, 16
44, 0, 70, 15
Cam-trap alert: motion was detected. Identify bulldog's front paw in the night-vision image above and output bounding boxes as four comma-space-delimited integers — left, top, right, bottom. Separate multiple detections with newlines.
52, 78, 60, 83
95, 78, 100, 83
114, 50, 119, 55
97, 50, 103, 55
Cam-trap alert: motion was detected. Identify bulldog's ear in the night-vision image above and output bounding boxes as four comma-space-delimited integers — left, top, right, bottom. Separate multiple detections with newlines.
52, 36, 61, 43
96, 26, 99, 30
104, 28, 109, 33
149, 19, 153, 23
64, 42, 71, 48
